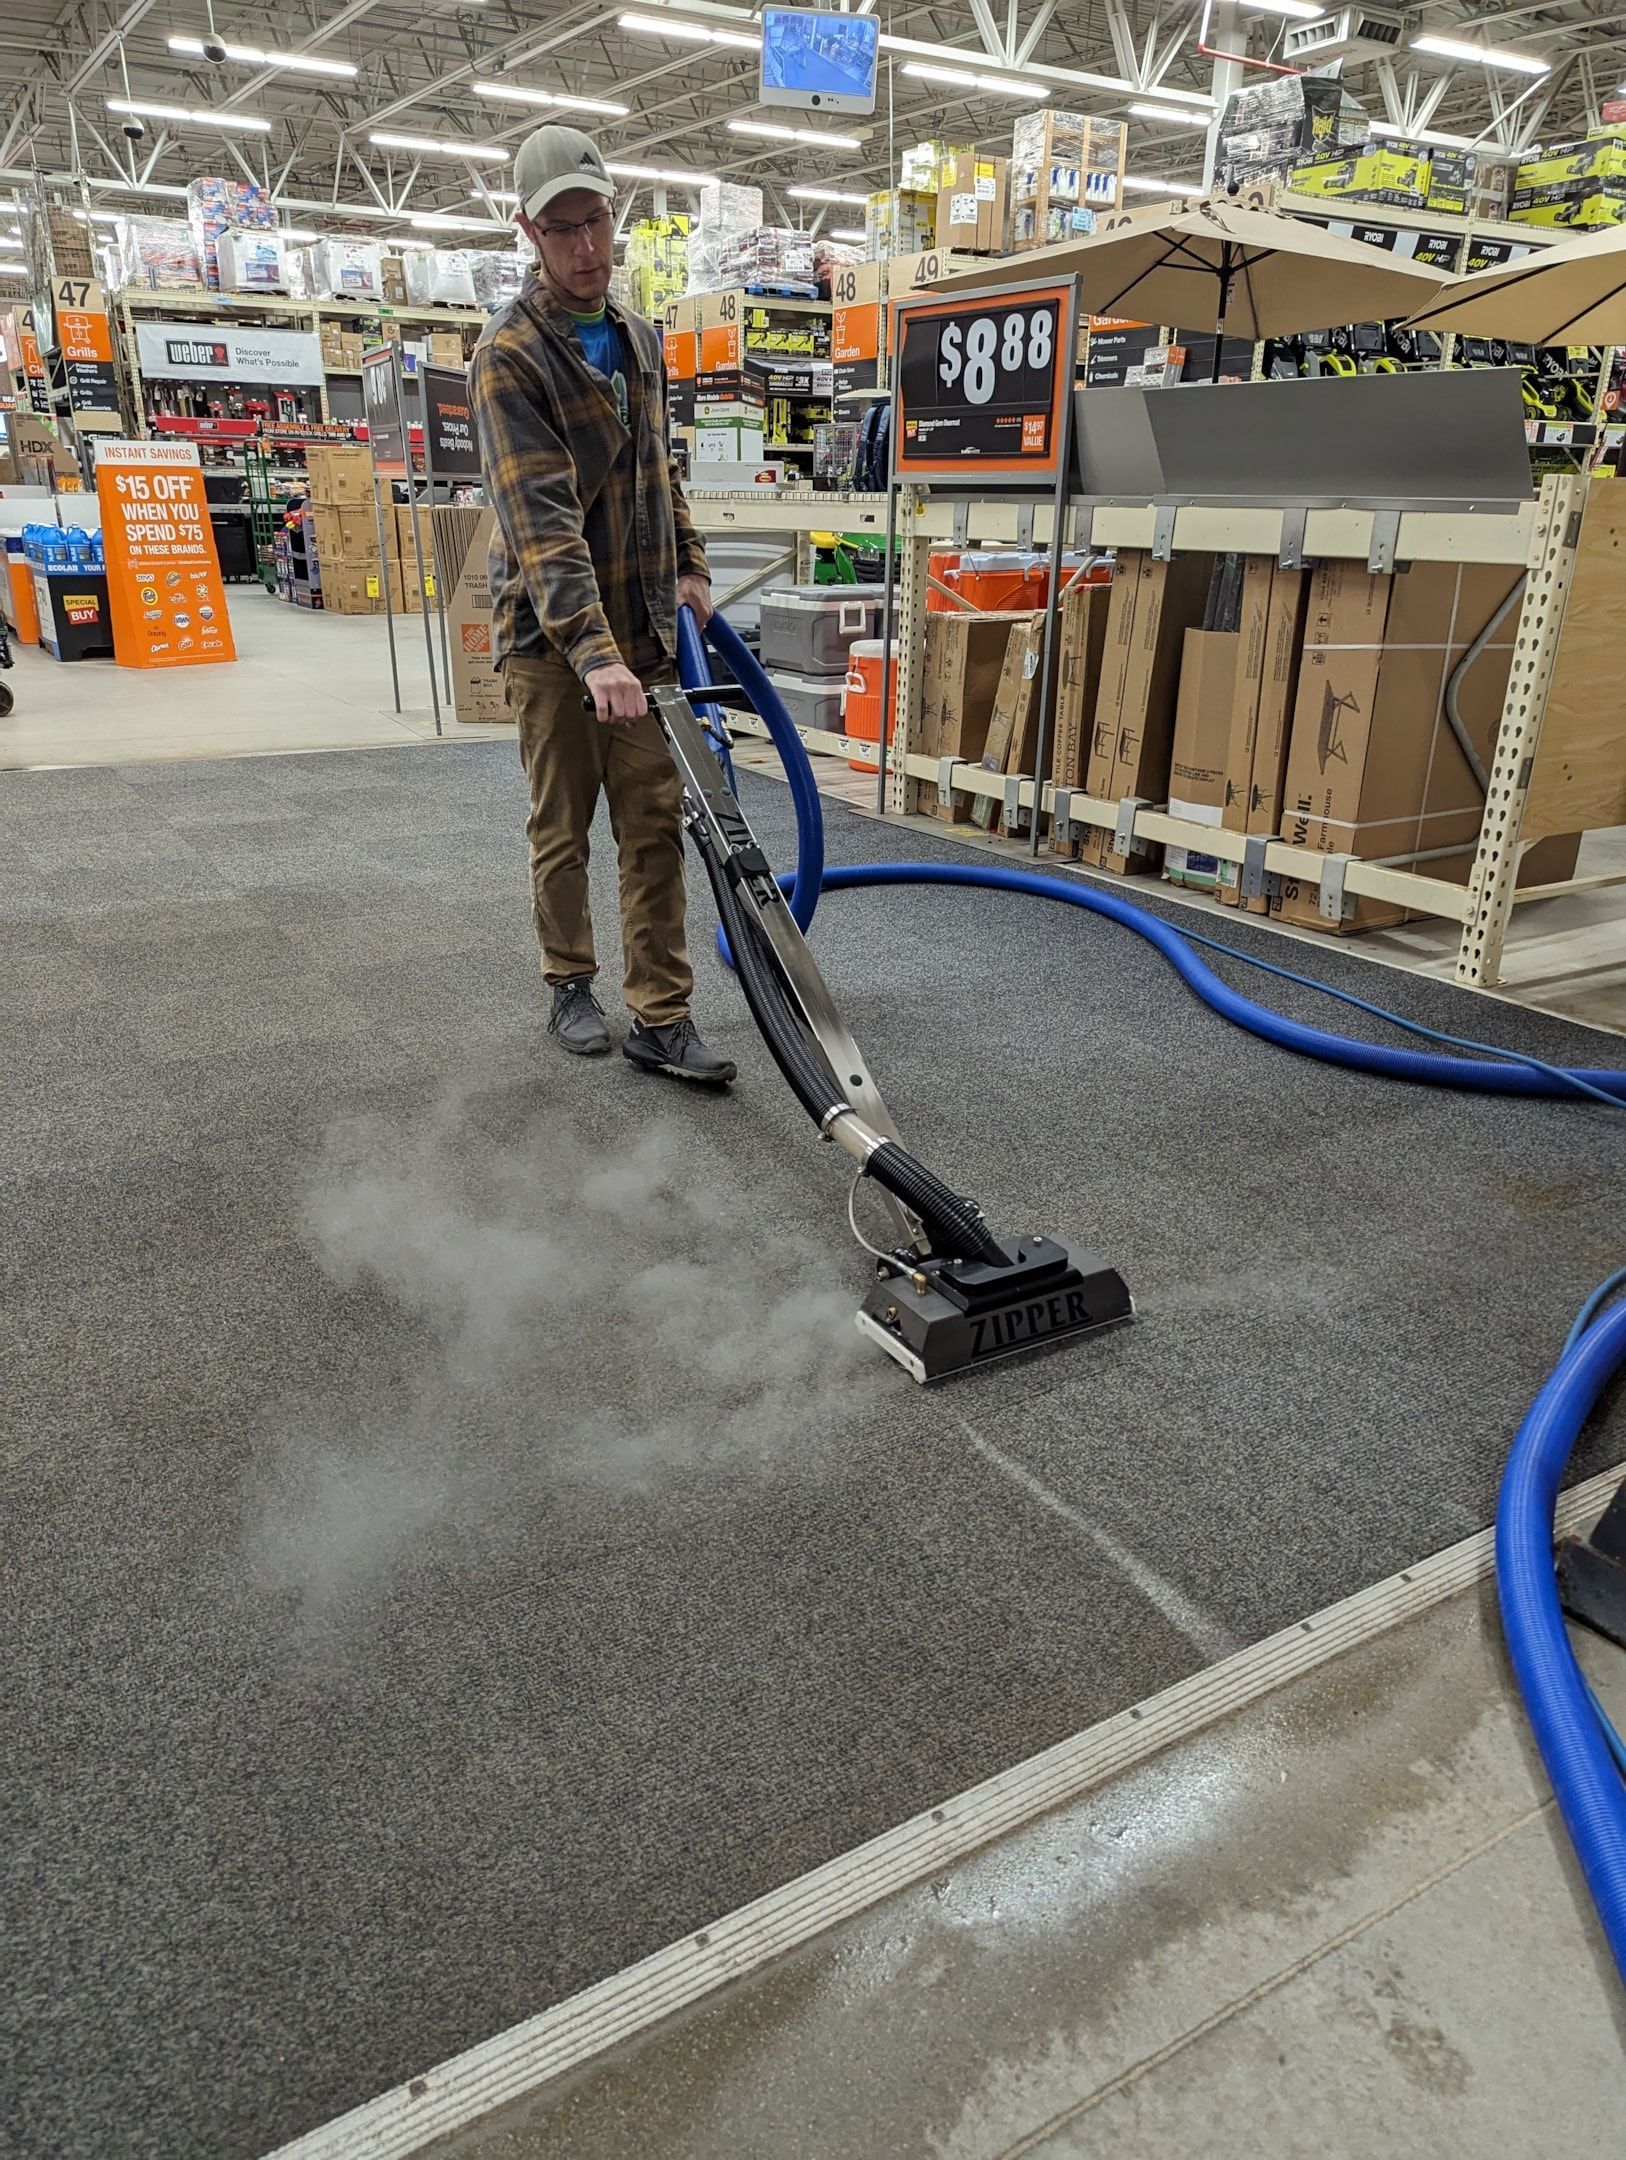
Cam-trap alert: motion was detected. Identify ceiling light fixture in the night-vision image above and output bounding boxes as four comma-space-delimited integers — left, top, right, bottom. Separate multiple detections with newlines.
829, 226, 865, 241
470, 187, 522, 203
1409, 33, 1549, 75
166, 35, 356, 77
0, 259, 28, 274
409, 211, 507, 232
1242, 0, 1324, 16
900, 62, 1047, 98
471, 81, 629, 115
1121, 174, 1202, 193
787, 184, 867, 203
616, 11, 760, 48
1370, 120, 1479, 150
369, 130, 510, 161
727, 118, 863, 147
107, 97, 272, 132
605, 160, 718, 183
1129, 101, 1210, 125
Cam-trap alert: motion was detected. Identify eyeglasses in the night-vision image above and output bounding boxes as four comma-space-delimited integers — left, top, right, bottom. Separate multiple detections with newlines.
535, 203, 613, 245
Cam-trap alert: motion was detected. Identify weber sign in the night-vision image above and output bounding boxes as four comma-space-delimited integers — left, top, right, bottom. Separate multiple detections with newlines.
134, 321, 325, 386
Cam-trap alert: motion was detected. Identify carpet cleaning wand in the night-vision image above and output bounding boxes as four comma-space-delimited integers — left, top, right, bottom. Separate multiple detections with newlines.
599, 680, 1133, 1383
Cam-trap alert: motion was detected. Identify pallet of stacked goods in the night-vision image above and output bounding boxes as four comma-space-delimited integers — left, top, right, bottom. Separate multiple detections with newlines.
186, 177, 281, 292
1009, 110, 1126, 251
297, 443, 385, 613
626, 216, 690, 319
1510, 124, 1626, 229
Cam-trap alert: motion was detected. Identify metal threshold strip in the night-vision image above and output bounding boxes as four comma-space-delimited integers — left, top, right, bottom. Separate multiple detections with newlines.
264, 1460, 1626, 2160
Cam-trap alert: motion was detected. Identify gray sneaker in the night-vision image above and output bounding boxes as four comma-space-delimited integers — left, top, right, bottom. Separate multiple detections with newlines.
549, 977, 611, 1057
623, 1016, 736, 1088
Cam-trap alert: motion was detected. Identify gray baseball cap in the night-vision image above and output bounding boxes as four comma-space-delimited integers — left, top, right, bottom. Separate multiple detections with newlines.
513, 124, 615, 221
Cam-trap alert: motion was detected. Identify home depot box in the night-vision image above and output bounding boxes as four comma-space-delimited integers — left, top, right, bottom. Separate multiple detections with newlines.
910, 608, 1030, 817
1047, 577, 1112, 847
1217, 560, 1308, 913
303, 443, 374, 505
935, 152, 1009, 252
1164, 629, 1240, 890
1273, 560, 1521, 931
1080, 548, 1214, 871
434, 502, 505, 723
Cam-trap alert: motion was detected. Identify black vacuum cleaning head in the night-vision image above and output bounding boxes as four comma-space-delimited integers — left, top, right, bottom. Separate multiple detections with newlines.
856, 1235, 1133, 1384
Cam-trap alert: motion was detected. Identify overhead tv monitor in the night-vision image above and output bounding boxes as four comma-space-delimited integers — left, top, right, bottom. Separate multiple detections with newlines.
760, 6, 879, 114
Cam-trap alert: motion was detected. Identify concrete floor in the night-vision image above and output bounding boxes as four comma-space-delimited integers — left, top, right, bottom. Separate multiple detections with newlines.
427, 1580, 1626, 2160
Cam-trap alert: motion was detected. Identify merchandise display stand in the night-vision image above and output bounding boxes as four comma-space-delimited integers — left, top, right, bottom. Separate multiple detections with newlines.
689, 453, 1620, 990
363, 340, 440, 735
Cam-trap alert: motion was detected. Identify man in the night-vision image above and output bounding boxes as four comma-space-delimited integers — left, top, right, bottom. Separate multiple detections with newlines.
468, 123, 735, 1086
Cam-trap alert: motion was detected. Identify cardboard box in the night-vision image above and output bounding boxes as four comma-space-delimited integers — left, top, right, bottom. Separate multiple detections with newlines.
386, 557, 439, 614
381, 255, 408, 305
321, 564, 386, 615
305, 503, 386, 565
1272, 561, 1523, 932
1511, 180, 1626, 228
426, 330, 464, 369
1217, 562, 1307, 913
1289, 144, 1430, 210
1048, 578, 1112, 846
303, 443, 375, 505
935, 153, 1009, 252
1164, 629, 1240, 889
865, 188, 937, 260
394, 502, 436, 565
971, 613, 1054, 831
1080, 549, 1214, 871
434, 503, 506, 723
913, 608, 1030, 816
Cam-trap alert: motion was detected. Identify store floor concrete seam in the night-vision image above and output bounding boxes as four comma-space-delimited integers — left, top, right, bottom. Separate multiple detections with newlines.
261, 1461, 1626, 2160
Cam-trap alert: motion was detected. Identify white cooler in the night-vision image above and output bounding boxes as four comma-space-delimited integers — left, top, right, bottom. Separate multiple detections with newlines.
767, 672, 846, 735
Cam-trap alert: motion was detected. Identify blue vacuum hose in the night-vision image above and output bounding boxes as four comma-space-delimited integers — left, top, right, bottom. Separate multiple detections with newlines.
678, 606, 1626, 1972
682, 610, 1625, 1105
1496, 1299, 1626, 1982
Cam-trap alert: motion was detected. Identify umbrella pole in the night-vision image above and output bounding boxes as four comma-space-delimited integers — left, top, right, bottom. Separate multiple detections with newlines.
1212, 247, 1231, 384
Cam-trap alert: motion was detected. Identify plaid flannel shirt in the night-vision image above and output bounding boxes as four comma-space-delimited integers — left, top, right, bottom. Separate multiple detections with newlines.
468, 279, 708, 679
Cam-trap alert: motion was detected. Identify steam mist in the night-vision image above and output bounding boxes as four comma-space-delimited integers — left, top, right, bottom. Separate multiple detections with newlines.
249, 1096, 868, 1627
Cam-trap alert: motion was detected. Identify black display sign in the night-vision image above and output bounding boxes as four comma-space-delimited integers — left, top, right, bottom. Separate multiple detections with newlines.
893, 282, 1073, 481
422, 363, 480, 479
362, 343, 409, 477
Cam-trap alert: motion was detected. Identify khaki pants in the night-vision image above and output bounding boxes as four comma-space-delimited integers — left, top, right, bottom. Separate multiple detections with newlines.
504, 651, 693, 1029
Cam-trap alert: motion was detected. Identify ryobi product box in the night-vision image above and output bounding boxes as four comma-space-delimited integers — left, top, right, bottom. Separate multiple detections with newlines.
1288, 143, 1430, 209
758, 585, 882, 678
1511, 179, 1626, 227
1517, 138, 1626, 190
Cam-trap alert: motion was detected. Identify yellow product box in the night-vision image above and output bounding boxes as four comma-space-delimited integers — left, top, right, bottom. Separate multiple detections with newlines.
1288, 146, 1430, 207
1510, 186, 1626, 229
1517, 140, 1626, 189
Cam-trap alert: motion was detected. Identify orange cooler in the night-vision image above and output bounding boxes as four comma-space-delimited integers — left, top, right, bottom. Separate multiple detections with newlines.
842, 638, 898, 772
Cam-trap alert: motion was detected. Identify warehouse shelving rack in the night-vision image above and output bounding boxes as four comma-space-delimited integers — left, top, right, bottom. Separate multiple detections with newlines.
688, 463, 1619, 991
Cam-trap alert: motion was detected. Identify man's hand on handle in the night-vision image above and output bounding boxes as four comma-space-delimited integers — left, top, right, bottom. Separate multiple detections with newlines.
584, 661, 648, 726
677, 572, 713, 628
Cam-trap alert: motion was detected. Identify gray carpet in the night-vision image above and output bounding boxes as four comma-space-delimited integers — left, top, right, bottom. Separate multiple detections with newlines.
3, 744, 1621, 2159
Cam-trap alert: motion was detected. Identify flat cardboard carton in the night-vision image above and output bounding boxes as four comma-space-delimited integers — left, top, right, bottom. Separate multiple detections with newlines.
1217, 561, 1307, 912
1080, 549, 1213, 871
971, 615, 1048, 830
1048, 578, 1112, 850
915, 608, 1028, 819
1165, 628, 1240, 889
1273, 560, 1522, 931
433, 503, 506, 723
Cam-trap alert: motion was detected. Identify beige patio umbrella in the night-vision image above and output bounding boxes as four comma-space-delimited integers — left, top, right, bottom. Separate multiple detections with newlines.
929, 197, 1453, 366
1403, 224, 1626, 342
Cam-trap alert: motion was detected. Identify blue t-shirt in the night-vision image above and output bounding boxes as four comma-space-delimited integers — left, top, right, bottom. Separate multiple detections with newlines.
570, 308, 629, 427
